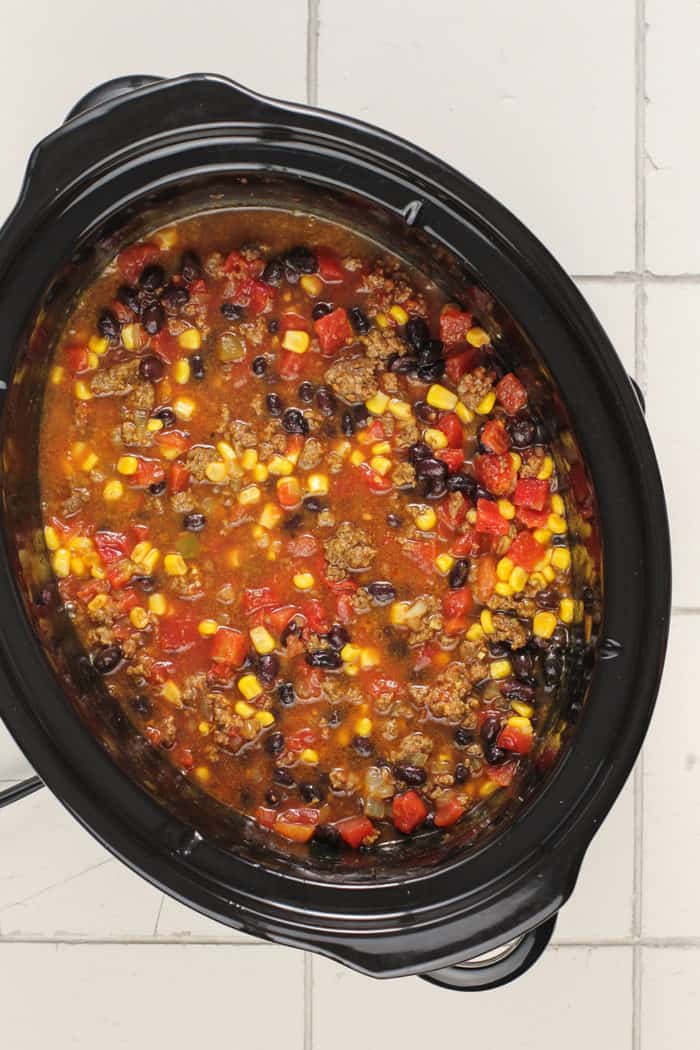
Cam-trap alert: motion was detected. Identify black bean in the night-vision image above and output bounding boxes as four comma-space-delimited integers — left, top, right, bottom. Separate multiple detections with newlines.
139, 355, 165, 382
551, 626, 569, 649
139, 264, 165, 291
266, 393, 283, 417
265, 789, 281, 806
414, 400, 438, 424
536, 586, 560, 610
543, 651, 563, 688
454, 763, 468, 784
388, 354, 418, 374
284, 261, 300, 284
265, 731, 285, 757
352, 735, 373, 757
415, 457, 448, 481
306, 649, 342, 670
446, 474, 477, 500
386, 513, 402, 528
132, 574, 157, 593
313, 824, 342, 849
182, 512, 206, 533
300, 782, 325, 804
93, 645, 123, 675
282, 408, 309, 435
394, 764, 427, 786
250, 355, 267, 377
277, 681, 296, 705
285, 245, 318, 274
500, 678, 536, 703
148, 480, 166, 495
302, 496, 323, 513
511, 650, 533, 679
418, 338, 444, 363
535, 421, 549, 444
454, 726, 473, 747
268, 319, 279, 334
282, 513, 303, 532
116, 285, 141, 314
417, 360, 445, 383
448, 559, 469, 590
221, 302, 243, 320
180, 250, 202, 284
189, 354, 205, 381
262, 258, 285, 286
97, 309, 120, 341
425, 478, 448, 500
348, 305, 371, 334
481, 716, 502, 747
258, 653, 279, 686
353, 404, 370, 427
340, 411, 355, 437
298, 381, 315, 403
311, 302, 333, 321
273, 767, 295, 787
366, 580, 397, 604
485, 743, 509, 765
140, 301, 163, 336
130, 695, 152, 717
161, 283, 189, 311
154, 406, 176, 427
406, 317, 430, 351
407, 442, 434, 463
509, 417, 537, 448
327, 624, 350, 650
488, 640, 511, 659
316, 386, 337, 416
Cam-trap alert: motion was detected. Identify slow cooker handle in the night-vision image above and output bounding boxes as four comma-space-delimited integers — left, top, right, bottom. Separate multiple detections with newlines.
418, 914, 557, 991
64, 76, 165, 122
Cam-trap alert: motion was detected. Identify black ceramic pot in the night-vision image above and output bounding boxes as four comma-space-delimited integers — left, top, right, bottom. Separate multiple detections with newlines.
0, 74, 671, 990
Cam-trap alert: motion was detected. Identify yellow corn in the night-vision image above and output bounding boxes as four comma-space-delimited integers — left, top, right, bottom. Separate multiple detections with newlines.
350, 449, 366, 466
238, 484, 262, 506
507, 716, 533, 734
205, 460, 228, 483
510, 452, 522, 472
542, 564, 556, 582
131, 541, 152, 565
490, 659, 512, 680
116, 455, 138, 476
141, 547, 160, 574
81, 452, 98, 472
475, 390, 496, 415
371, 440, 392, 456
89, 335, 109, 356
148, 593, 167, 616
551, 547, 571, 572
559, 598, 575, 624
103, 479, 123, 501
235, 700, 256, 718
375, 312, 389, 328
435, 553, 455, 575
307, 473, 329, 495
341, 643, 362, 664
389, 601, 411, 626
512, 701, 535, 719
533, 529, 552, 546
87, 593, 108, 613
164, 553, 187, 576
426, 384, 458, 411
86, 351, 99, 370
129, 606, 149, 630
370, 455, 392, 476
173, 357, 191, 385
551, 493, 565, 516
74, 380, 92, 401
154, 226, 178, 250
480, 609, 494, 634
533, 611, 557, 639
300, 275, 323, 297
238, 674, 263, 701
495, 581, 514, 597
121, 324, 143, 351
389, 304, 409, 326
498, 499, 515, 520
509, 566, 528, 592
43, 525, 60, 551
388, 398, 413, 421
344, 664, 360, 677
250, 625, 276, 655
414, 506, 437, 531
252, 462, 269, 483
466, 326, 490, 348
423, 427, 448, 450
239, 448, 257, 470
355, 717, 373, 737
300, 748, 319, 765
178, 328, 201, 351
365, 391, 390, 415
50, 548, 70, 577
173, 397, 195, 421
479, 780, 499, 798
50, 365, 65, 385
455, 400, 474, 425
466, 623, 485, 643
255, 710, 276, 728
198, 619, 219, 637
162, 681, 182, 706
496, 556, 514, 582
360, 647, 379, 669
466, 508, 477, 525
199, 721, 211, 735
259, 502, 283, 530
281, 330, 310, 354
548, 513, 567, 534
268, 454, 293, 476
293, 572, 315, 590
537, 456, 554, 480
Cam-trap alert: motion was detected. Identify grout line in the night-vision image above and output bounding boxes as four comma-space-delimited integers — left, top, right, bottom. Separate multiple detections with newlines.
152, 894, 165, 937
304, 953, 314, 1050
0, 936, 698, 947
671, 606, 700, 616
573, 272, 700, 282
306, 0, 320, 107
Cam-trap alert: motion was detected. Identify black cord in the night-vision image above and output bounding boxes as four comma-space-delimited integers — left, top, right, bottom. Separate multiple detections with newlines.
0, 776, 43, 809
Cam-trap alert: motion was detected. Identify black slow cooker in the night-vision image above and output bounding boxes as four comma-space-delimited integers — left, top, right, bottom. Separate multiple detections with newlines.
0, 74, 671, 990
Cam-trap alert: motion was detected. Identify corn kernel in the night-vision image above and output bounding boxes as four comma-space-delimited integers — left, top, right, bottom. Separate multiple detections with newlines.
172, 358, 191, 385
341, 643, 362, 664
574, 600, 585, 623
509, 566, 528, 592
435, 553, 455, 575
559, 598, 575, 624
129, 606, 149, 630
307, 473, 329, 495
91, 565, 107, 580
475, 390, 496, 415
89, 335, 109, 356
350, 449, 366, 466
238, 484, 261, 506
496, 556, 514, 582
194, 766, 211, 783
300, 748, 319, 765
542, 565, 556, 582
250, 625, 276, 655
466, 624, 485, 644
164, 553, 187, 576
300, 274, 323, 297
178, 328, 201, 351
173, 397, 195, 421
74, 380, 92, 401
389, 601, 411, 626
131, 540, 152, 565
551, 547, 571, 572
360, 647, 380, 669
498, 499, 515, 520
141, 548, 160, 574
251, 462, 269, 483
43, 525, 60, 551
281, 329, 310, 354
455, 400, 474, 425
388, 398, 413, 421
533, 611, 557, 639
198, 721, 211, 735
116, 455, 138, 476
121, 324, 143, 351
370, 455, 392, 476
423, 427, 448, 450
205, 460, 228, 483
162, 681, 182, 706
198, 619, 219, 637
371, 440, 392, 456
551, 494, 565, 516
466, 508, 477, 525
479, 780, 499, 799
375, 312, 389, 328
388, 304, 409, 326
414, 506, 437, 531
154, 226, 178, 250
50, 547, 70, 578
512, 701, 535, 719
466, 326, 490, 348
548, 513, 567, 534
50, 365, 65, 385
268, 454, 293, 476
69, 554, 87, 576
480, 609, 494, 634
344, 664, 360, 677
81, 452, 98, 472
533, 529, 552, 546
103, 479, 123, 501
490, 659, 512, 680
87, 593, 108, 613
255, 710, 276, 728
426, 384, 457, 411
507, 715, 533, 733
235, 700, 256, 718
355, 717, 373, 737
495, 581, 514, 597
537, 455, 554, 480
238, 448, 257, 471
238, 674, 263, 701
259, 503, 283, 530
293, 572, 315, 590
365, 391, 390, 415
334, 440, 352, 459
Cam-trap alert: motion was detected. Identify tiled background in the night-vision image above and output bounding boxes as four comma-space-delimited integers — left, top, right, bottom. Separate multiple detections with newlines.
0, 1, 695, 1046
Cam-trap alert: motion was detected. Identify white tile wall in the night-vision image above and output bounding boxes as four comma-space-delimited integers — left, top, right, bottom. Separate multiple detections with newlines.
0, 2, 695, 1047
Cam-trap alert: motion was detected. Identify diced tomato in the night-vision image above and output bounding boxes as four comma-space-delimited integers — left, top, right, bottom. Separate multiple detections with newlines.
474, 554, 497, 603
148, 660, 175, 684
280, 311, 309, 332
439, 306, 473, 345
437, 492, 467, 532
436, 448, 465, 474
159, 616, 200, 653
314, 307, 352, 355
150, 330, 180, 363
168, 461, 190, 493
392, 790, 429, 834
368, 676, 399, 700
508, 531, 545, 572
117, 243, 160, 284
286, 534, 318, 558
94, 530, 130, 564
445, 346, 478, 384
274, 807, 319, 843
513, 478, 549, 512
173, 747, 193, 772
248, 279, 274, 316
243, 587, 280, 615
134, 457, 165, 488
286, 728, 318, 752
450, 531, 478, 556
358, 462, 392, 493
434, 796, 466, 828
64, 345, 91, 373
106, 560, 133, 591
156, 429, 190, 458
255, 806, 278, 830
484, 759, 518, 787
402, 538, 438, 574
210, 627, 248, 666
277, 477, 303, 509
266, 604, 299, 634
301, 598, 330, 634
130, 523, 149, 542
475, 498, 509, 537
335, 815, 375, 848
474, 453, 516, 496
437, 411, 464, 448
317, 248, 345, 283
517, 506, 550, 529
278, 349, 304, 380
497, 723, 534, 755
222, 250, 251, 279
115, 588, 140, 613
442, 587, 473, 620
480, 419, 511, 454
442, 615, 468, 637
413, 643, 438, 671
76, 579, 108, 604
324, 575, 357, 595
496, 373, 528, 415
336, 593, 355, 625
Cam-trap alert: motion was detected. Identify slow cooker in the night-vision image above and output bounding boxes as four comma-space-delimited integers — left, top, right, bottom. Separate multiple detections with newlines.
0, 74, 671, 990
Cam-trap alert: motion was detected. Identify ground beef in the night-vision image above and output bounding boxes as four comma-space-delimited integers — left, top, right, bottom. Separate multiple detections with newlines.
457, 366, 496, 411
487, 593, 537, 619
490, 612, 529, 649
520, 447, 547, 478
170, 491, 196, 513
406, 595, 443, 646
350, 587, 373, 615
90, 359, 141, 397
167, 567, 205, 599
298, 437, 324, 471
326, 450, 345, 474
321, 678, 363, 705
226, 419, 258, 455
392, 731, 434, 766
204, 252, 225, 278
391, 462, 416, 488
362, 328, 406, 365
182, 672, 208, 705
357, 261, 428, 317
393, 420, 420, 450
323, 522, 376, 581
458, 638, 491, 684
124, 381, 155, 415
324, 356, 378, 403
211, 693, 245, 750
414, 663, 472, 722
120, 419, 152, 446
185, 445, 218, 481
329, 768, 360, 794
61, 487, 89, 518
159, 715, 177, 747
239, 318, 267, 346
382, 373, 400, 395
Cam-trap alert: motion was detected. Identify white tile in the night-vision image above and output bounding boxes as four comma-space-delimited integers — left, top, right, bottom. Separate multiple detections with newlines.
0, 789, 161, 939
0, 0, 308, 223
646, 1, 700, 273
574, 280, 637, 374
645, 283, 699, 607
0, 722, 33, 782
641, 948, 700, 1050
0, 943, 303, 1049
642, 615, 700, 937
554, 780, 635, 942
156, 893, 253, 941
319, 1, 636, 275
313, 947, 633, 1050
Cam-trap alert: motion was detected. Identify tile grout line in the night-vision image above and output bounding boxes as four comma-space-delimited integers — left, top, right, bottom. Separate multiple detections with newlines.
303, 953, 314, 1050
0, 935, 699, 947
306, 0, 320, 107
